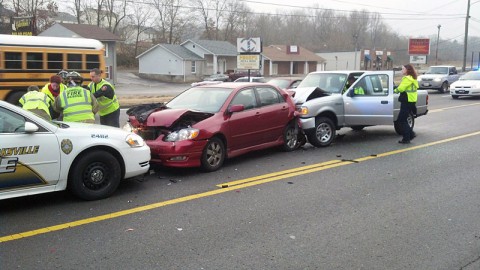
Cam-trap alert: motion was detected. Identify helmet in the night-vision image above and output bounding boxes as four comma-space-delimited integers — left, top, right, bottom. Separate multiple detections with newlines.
57, 70, 69, 84
66, 71, 83, 86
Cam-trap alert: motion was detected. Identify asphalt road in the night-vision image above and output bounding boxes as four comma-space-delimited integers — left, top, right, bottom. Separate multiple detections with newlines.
2, 91, 480, 269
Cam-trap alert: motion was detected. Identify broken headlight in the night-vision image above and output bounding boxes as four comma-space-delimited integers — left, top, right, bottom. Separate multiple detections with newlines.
165, 128, 200, 142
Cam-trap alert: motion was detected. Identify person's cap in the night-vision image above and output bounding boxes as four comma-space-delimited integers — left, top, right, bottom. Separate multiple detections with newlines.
50, 75, 62, 84
27, 85, 40, 92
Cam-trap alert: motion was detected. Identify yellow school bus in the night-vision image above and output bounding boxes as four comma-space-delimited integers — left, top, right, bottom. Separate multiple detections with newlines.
0, 34, 105, 104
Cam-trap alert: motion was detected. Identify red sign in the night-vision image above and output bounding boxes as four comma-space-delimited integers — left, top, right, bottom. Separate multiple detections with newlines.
408, 38, 430, 55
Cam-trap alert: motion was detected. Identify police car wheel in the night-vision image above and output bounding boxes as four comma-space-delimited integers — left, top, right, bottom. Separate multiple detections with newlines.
68, 150, 121, 200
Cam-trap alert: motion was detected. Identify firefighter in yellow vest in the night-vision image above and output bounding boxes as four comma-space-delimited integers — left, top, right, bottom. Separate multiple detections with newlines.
19, 85, 51, 121
54, 72, 99, 123
88, 68, 120, 127
41, 75, 67, 120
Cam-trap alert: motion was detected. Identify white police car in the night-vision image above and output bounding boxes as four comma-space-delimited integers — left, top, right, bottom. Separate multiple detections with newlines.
0, 100, 150, 200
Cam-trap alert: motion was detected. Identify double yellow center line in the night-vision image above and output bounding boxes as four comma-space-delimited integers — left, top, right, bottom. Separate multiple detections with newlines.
2, 130, 480, 243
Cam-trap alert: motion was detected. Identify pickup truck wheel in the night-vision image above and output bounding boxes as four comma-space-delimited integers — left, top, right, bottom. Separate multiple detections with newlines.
200, 137, 225, 172
68, 151, 121, 200
394, 113, 415, 135
440, 82, 448, 93
307, 117, 335, 147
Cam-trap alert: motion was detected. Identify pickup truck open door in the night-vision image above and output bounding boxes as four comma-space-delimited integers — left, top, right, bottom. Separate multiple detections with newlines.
343, 71, 395, 126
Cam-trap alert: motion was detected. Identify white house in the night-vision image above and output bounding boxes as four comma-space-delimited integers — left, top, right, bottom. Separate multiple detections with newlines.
137, 39, 238, 82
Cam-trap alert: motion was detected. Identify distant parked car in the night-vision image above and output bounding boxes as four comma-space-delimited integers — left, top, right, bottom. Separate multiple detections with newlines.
191, 81, 222, 87
267, 77, 303, 90
203, 73, 230, 82
125, 82, 300, 172
449, 71, 480, 99
234, 76, 266, 83
228, 70, 261, 81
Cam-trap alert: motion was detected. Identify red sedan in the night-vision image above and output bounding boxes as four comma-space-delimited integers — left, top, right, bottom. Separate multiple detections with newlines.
125, 82, 300, 172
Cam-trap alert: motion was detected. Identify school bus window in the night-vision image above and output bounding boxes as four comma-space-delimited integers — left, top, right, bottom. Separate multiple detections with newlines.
5, 52, 22, 69
86, 54, 100, 69
47, 53, 63, 70
67, 53, 82, 70
26, 52, 43, 69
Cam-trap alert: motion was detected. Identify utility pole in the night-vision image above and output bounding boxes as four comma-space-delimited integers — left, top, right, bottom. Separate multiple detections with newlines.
435, 25, 441, 65
353, 34, 359, 70
463, 0, 471, 72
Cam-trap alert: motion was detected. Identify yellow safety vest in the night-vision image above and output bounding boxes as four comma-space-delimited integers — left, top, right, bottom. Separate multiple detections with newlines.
41, 83, 67, 106
19, 91, 51, 116
58, 86, 95, 122
395, 75, 418, 103
88, 79, 119, 116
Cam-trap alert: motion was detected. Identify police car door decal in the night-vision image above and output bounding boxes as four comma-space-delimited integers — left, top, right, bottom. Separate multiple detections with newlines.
0, 156, 47, 190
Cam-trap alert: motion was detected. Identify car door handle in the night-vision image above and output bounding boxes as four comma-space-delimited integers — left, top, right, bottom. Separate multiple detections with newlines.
381, 100, 388, 104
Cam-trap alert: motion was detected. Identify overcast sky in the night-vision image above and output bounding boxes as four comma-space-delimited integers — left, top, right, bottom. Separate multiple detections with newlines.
242, 0, 480, 42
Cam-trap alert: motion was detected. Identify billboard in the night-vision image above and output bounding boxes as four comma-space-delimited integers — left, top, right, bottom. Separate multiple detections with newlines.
11, 16, 35, 36
408, 38, 430, 55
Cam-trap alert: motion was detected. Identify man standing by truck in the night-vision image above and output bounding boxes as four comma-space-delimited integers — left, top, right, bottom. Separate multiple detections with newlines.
395, 64, 419, 144
88, 68, 120, 127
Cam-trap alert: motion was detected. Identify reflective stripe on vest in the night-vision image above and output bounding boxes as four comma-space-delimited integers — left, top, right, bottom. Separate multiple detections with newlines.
406, 84, 418, 103
60, 87, 95, 122
89, 79, 119, 116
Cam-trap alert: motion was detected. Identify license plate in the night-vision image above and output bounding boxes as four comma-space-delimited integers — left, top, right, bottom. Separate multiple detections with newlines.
457, 90, 465, 94
422, 83, 430, 87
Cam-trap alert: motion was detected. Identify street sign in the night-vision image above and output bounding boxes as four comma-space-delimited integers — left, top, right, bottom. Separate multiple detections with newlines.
237, 38, 262, 53
410, 55, 427, 64
237, 54, 260, 70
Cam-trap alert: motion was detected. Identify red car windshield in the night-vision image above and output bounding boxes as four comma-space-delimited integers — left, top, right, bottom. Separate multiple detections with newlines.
166, 87, 233, 113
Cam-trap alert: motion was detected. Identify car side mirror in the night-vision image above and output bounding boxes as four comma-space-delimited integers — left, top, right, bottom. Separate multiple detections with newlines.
346, 88, 354, 97
228, 104, 245, 113
24, 122, 39, 133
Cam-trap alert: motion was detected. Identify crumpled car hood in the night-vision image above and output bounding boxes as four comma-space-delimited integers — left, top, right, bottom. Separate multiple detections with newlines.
146, 108, 213, 128
293, 87, 331, 103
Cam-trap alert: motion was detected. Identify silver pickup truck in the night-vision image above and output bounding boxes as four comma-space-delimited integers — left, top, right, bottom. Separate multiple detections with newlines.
293, 70, 429, 147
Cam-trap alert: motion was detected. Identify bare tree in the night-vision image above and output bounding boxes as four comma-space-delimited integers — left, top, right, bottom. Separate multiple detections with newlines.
130, 4, 152, 57
192, 0, 227, 40
104, 0, 127, 33
11, 0, 45, 16
223, 0, 250, 42
95, 0, 104, 27
70, 0, 82, 24
369, 12, 382, 49
150, 0, 187, 44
